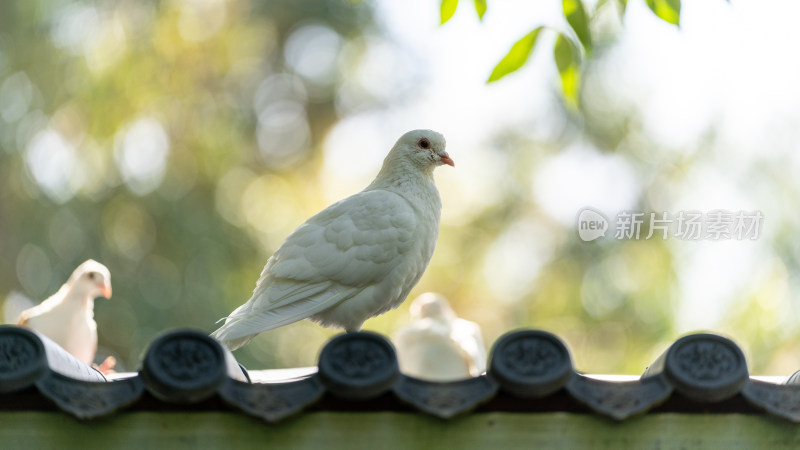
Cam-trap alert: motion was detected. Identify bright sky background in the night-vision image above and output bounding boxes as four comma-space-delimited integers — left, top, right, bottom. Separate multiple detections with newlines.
322, 0, 800, 334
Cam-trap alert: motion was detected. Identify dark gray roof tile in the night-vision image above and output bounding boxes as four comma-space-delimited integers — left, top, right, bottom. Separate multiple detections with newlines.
3, 326, 800, 423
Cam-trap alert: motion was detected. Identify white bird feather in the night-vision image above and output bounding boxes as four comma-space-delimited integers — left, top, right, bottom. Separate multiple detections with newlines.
394, 293, 487, 381
16, 259, 112, 366
211, 129, 453, 350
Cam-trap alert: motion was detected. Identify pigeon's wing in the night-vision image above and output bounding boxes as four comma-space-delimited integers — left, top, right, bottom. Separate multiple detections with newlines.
15, 287, 66, 326
212, 190, 417, 344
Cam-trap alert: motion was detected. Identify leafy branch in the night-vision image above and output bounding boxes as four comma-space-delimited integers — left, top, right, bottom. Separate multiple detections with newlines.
440, 0, 683, 109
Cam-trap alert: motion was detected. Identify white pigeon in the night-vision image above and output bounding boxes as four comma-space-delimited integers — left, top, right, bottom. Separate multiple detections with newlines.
394, 293, 486, 381
211, 129, 453, 350
16, 259, 113, 368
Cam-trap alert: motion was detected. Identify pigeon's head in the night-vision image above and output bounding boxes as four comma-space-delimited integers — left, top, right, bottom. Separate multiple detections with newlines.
410, 292, 456, 322
392, 129, 453, 172
68, 259, 112, 299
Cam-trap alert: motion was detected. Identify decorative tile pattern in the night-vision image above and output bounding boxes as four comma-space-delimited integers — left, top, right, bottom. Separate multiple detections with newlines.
567, 374, 672, 420
3, 326, 800, 423
742, 380, 800, 423
0, 326, 47, 393
643, 333, 749, 402
141, 329, 232, 403
36, 372, 144, 420
488, 329, 573, 398
317, 331, 399, 400
220, 376, 325, 422
394, 375, 498, 419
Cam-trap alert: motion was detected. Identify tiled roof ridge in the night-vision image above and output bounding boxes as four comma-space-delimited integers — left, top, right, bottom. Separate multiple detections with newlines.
1, 325, 798, 422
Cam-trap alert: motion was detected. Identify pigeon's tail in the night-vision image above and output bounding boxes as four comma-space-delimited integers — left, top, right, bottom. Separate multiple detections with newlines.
209, 285, 350, 350
221, 335, 253, 351
211, 324, 255, 351
209, 325, 255, 351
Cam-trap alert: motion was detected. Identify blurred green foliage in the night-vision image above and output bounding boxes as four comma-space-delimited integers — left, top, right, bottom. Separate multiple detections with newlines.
0, 0, 375, 370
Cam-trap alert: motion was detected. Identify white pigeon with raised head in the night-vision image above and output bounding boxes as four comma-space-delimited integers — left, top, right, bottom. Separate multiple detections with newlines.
394, 293, 486, 381
211, 129, 453, 350
16, 259, 113, 367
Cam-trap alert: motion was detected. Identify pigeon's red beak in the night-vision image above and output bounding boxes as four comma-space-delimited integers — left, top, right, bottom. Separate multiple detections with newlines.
102, 283, 112, 299
439, 152, 454, 167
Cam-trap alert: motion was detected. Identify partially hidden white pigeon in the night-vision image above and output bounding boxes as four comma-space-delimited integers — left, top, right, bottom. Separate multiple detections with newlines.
394, 293, 486, 381
16, 259, 114, 371
211, 129, 453, 350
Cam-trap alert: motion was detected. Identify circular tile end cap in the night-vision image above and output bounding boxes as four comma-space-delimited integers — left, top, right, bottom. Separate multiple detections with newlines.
318, 331, 399, 400
664, 333, 749, 402
141, 328, 228, 403
0, 325, 47, 392
488, 329, 574, 397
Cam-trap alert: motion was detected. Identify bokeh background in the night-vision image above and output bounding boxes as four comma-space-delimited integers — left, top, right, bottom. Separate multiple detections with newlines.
2, 0, 800, 374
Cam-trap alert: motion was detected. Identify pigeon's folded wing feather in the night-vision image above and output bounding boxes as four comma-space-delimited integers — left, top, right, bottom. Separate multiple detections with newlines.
266, 191, 415, 285
213, 190, 416, 342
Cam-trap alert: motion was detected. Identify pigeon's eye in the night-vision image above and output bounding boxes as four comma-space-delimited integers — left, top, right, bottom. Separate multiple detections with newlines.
88, 272, 97, 281
418, 138, 430, 149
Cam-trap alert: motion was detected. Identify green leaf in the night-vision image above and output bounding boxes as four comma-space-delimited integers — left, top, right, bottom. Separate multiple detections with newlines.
616, 0, 628, 19
645, 0, 680, 26
487, 27, 543, 83
440, 0, 459, 25
474, 0, 487, 20
553, 34, 581, 109
562, 0, 592, 55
